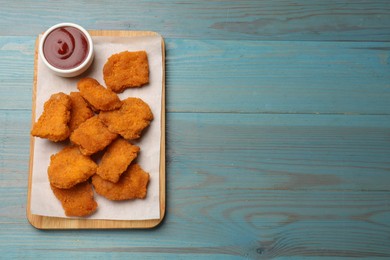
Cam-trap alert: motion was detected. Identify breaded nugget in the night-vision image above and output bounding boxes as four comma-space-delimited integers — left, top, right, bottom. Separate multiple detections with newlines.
68, 92, 94, 132
70, 116, 118, 155
92, 163, 149, 200
97, 138, 140, 183
48, 146, 97, 189
99, 97, 153, 140
103, 51, 149, 93
51, 182, 98, 217
77, 77, 122, 111
31, 92, 71, 142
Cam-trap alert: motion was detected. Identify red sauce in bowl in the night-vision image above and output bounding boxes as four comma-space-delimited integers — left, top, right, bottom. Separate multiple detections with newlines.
43, 26, 89, 70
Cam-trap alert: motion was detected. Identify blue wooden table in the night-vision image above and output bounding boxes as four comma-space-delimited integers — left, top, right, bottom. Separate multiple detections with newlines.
1, 1, 390, 258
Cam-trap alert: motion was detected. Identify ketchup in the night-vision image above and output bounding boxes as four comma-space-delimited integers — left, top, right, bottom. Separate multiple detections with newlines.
43, 26, 89, 69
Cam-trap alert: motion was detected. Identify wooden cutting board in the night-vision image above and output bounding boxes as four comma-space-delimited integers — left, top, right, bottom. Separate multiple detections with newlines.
27, 30, 166, 229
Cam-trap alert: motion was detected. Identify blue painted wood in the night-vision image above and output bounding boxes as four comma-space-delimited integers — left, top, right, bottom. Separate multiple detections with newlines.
1, 37, 389, 114
167, 113, 390, 191
166, 39, 390, 114
2, 111, 390, 191
0, 37, 34, 110
0, 0, 389, 41
1, 111, 390, 258
1, 188, 390, 258
1, 0, 390, 258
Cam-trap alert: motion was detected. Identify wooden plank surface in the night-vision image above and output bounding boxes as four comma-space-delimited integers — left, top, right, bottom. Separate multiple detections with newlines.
2, 110, 390, 191
166, 40, 390, 114
26, 30, 166, 229
2, 37, 390, 114
0, 0, 390, 258
168, 113, 390, 191
1, 111, 390, 257
0, 1, 390, 41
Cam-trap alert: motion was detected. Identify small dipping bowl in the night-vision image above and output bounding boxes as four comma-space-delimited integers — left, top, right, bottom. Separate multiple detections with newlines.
39, 23, 94, 77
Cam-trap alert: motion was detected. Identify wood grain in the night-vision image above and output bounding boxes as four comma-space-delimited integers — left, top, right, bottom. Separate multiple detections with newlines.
1, 37, 390, 114
0, 0, 390, 41
2, 188, 390, 258
0, 37, 34, 110
167, 113, 390, 191
166, 40, 390, 114
26, 30, 166, 229
1, 0, 390, 258
2, 111, 390, 192
1, 110, 390, 256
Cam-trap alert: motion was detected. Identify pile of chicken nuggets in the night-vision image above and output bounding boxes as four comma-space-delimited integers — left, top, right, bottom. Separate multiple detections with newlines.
31, 51, 153, 217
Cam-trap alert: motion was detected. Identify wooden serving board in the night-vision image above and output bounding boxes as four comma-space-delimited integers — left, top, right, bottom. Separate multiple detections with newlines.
27, 30, 166, 229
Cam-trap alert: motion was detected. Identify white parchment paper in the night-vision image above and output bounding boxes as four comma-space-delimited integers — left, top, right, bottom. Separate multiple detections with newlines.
30, 35, 163, 220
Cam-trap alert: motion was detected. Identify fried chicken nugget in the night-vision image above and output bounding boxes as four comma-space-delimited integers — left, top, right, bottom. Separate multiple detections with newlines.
48, 146, 97, 189
99, 97, 153, 140
103, 51, 149, 93
92, 163, 149, 200
70, 116, 118, 155
68, 92, 94, 132
77, 77, 122, 111
97, 138, 140, 183
51, 182, 98, 217
31, 92, 71, 142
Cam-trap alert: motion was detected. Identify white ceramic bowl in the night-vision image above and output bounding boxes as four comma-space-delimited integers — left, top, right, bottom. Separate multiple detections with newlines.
39, 23, 94, 77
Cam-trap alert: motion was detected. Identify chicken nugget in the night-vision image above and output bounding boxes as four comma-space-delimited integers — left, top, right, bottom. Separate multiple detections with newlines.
68, 92, 94, 132
103, 51, 149, 93
92, 163, 149, 200
51, 182, 98, 217
77, 77, 122, 111
99, 97, 153, 140
31, 92, 71, 142
48, 146, 97, 189
97, 138, 140, 183
70, 116, 118, 155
